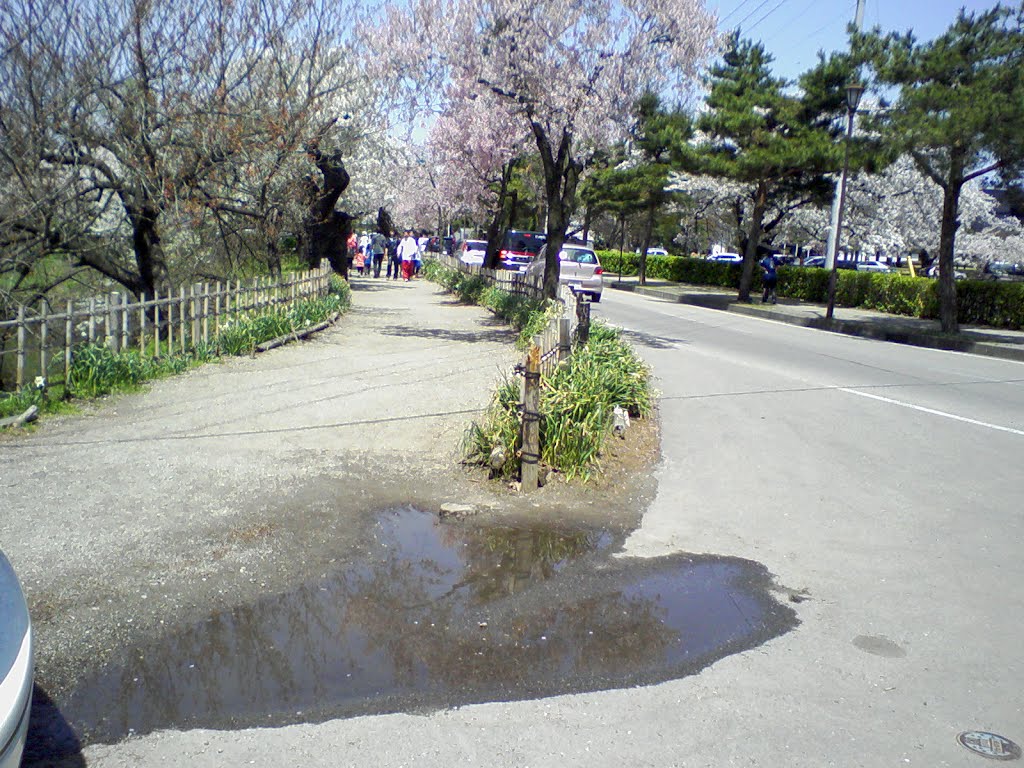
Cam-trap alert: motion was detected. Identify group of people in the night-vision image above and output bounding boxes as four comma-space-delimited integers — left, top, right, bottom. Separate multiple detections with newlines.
347, 230, 428, 281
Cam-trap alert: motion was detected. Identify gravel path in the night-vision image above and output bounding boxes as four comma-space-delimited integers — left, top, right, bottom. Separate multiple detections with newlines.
0, 278, 523, 704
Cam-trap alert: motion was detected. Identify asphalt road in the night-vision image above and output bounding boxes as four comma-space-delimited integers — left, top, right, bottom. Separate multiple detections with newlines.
20, 283, 1024, 766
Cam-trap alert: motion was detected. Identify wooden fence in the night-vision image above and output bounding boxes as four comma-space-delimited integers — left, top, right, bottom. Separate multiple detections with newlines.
0, 264, 333, 392
434, 253, 582, 375
434, 253, 548, 300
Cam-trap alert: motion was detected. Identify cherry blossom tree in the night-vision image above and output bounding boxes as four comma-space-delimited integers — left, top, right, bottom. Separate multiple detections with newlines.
427, 79, 530, 265
780, 155, 1024, 267
0, 0, 379, 300
387, 0, 718, 297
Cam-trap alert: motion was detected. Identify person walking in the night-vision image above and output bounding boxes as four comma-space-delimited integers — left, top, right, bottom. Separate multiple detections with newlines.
370, 230, 387, 278
415, 232, 427, 275
387, 231, 402, 279
760, 253, 779, 304
346, 232, 358, 271
398, 229, 418, 281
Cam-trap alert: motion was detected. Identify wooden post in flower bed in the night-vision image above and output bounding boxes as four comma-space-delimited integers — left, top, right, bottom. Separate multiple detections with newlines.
575, 294, 591, 345
521, 344, 541, 492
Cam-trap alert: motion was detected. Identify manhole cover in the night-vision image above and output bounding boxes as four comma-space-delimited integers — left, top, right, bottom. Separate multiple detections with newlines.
958, 731, 1021, 760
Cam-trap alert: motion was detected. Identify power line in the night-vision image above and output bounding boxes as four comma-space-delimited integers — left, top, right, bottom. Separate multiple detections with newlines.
744, 0, 793, 35
732, 0, 776, 30
719, 0, 760, 25
758, 0, 821, 43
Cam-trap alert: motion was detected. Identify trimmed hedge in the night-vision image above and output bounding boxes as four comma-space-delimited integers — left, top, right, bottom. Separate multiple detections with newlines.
595, 250, 1022, 329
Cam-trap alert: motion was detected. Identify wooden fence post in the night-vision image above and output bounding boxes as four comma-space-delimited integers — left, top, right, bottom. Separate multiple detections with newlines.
108, 292, 120, 352
167, 290, 175, 354
203, 284, 210, 344
154, 288, 162, 358
120, 293, 129, 352
558, 318, 571, 363
139, 293, 147, 354
64, 300, 73, 386
214, 282, 222, 335
575, 295, 591, 345
521, 344, 541, 493
15, 305, 25, 389
190, 284, 199, 347
178, 286, 187, 354
39, 299, 49, 380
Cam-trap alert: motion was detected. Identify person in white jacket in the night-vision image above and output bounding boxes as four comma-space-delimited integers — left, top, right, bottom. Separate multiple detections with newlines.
397, 230, 419, 281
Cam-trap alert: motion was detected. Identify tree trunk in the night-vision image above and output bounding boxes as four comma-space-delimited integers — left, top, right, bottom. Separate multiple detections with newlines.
132, 205, 169, 298
738, 185, 767, 302
265, 238, 282, 279
638, 200, 656, 286
484, 160, 516, 270
937, 165, 964, 334
532, 123, 582, 301
77, 200, 168, 300
582, 202, 593, 245
302, 148, 352, 277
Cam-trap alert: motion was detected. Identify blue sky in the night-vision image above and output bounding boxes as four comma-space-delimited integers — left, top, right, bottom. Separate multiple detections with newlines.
708, 0, 1008, 81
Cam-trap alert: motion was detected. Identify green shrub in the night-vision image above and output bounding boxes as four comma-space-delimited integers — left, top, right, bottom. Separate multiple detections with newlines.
777, 266, 829, 302
426, 259, 654, 480
463, 321, 653, 481
462, 378, 521, 477
957, 280, 1024, 329
602, 252, 1020, 328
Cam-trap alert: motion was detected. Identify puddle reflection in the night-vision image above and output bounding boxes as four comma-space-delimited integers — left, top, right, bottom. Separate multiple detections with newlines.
60, 508, 796, 744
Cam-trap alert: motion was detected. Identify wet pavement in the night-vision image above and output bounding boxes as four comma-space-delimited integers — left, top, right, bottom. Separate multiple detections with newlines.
28, 507, 797, 755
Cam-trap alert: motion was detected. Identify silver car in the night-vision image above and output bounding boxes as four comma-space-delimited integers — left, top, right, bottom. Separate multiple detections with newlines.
0, 551, 32, 768
527, 244, 604, 302
857, 260, 893, 273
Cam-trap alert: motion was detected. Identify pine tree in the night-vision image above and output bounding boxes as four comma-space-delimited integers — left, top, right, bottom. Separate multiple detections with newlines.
695, 34, 847, 301
856, 4, 1024, 332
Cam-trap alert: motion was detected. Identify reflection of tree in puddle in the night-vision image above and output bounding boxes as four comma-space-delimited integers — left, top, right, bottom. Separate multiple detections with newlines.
466, 526, 607, 602
62, 510, 788, 744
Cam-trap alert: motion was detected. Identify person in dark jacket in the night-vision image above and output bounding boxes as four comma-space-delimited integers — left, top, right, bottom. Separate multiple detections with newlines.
369, 231, 387, 278
387, 232, 402, 279
760, 254, 778, 304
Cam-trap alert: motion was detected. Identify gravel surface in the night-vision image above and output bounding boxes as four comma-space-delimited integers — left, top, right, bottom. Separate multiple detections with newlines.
0, 276, 656, 766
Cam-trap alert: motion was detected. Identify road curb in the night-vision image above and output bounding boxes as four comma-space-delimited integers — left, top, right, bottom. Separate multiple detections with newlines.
610, 282, 1024, 364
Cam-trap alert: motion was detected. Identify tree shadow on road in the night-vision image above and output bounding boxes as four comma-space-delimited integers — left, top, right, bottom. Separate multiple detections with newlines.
380, 325, 518, 344
348, 280, 405, 292
617, 328, 690, 350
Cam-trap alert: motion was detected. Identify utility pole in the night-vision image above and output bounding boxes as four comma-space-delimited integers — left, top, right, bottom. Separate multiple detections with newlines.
823, 0, 866, 272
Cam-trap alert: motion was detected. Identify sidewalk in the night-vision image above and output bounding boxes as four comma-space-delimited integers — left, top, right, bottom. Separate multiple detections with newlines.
609, 276, 1024, 362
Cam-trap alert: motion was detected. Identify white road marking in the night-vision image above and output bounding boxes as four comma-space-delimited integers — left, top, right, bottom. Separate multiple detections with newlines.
840, 387, 1024, 437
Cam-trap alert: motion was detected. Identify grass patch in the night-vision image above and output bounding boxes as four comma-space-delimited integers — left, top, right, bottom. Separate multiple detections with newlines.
21, 275, 350, 405
427, 260, 653, 480
462, 322, 653, 481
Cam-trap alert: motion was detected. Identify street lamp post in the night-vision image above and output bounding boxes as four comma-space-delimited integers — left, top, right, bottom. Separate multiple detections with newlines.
825, 83, 864, 321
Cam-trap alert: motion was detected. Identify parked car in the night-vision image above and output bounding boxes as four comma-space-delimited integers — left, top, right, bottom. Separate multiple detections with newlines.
526, 244, 604, 302
643, 247, 669, 257
857, 260, 893, 273
707, 252, 743, 263
0, 550, 32, 768
801, 256, 826, 268
457, 239, 487, 267
499, 230, 546, 272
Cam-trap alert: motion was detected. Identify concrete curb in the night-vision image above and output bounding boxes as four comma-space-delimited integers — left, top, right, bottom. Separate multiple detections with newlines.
611, 282, 1024, 364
